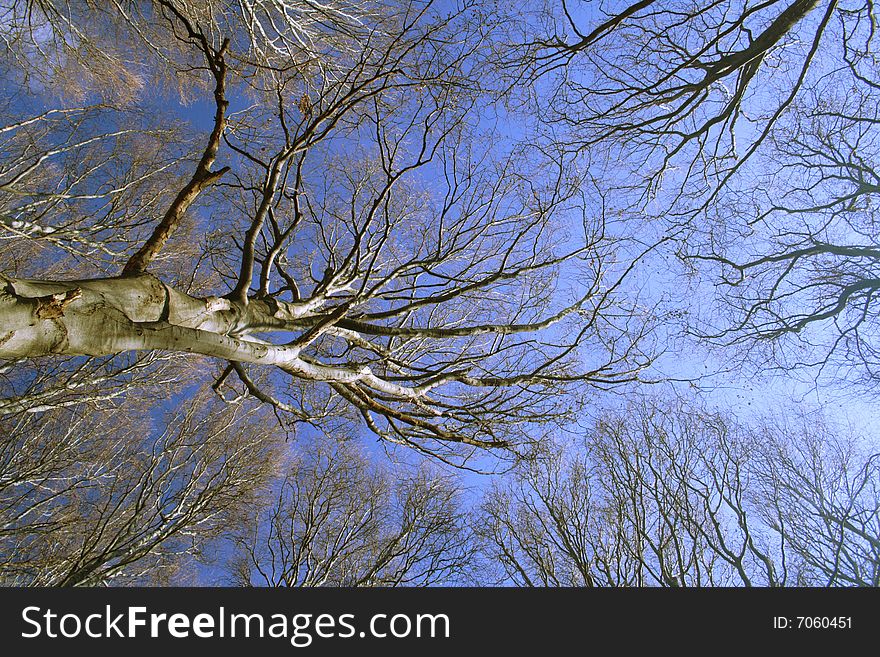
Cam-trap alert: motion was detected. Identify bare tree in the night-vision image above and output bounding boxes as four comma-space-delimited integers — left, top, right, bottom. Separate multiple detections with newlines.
0, 388, 278, 586
229, 438, 476, 586
476, 397, 879, 586
512, 0, 850, 204
503, 1, 880, 389
754, 412, 880, 586
684, 47, 880, 387
0, 0, 656, 462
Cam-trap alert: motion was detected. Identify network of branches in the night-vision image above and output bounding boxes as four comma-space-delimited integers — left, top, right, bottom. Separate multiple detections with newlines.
0, 0, 877, 586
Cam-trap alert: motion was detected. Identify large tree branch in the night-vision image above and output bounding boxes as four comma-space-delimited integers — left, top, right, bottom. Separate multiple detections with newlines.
121, 10, 231, 276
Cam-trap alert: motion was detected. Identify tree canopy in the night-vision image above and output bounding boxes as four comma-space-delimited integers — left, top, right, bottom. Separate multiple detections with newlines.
0, 0, 878, 586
